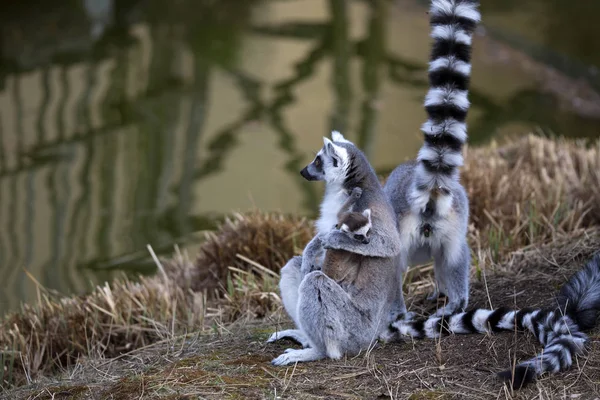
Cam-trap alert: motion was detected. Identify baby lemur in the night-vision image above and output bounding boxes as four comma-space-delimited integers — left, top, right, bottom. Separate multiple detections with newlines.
335, 187, 372, 244
322, 187, 373, 285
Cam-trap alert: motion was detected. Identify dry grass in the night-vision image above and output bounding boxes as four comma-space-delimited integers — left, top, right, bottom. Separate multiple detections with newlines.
186, 211, 314, 296
2, 135, 600, 397
6, 232, 600, 399
0, 212, 312, 390
463, 134, 600, 262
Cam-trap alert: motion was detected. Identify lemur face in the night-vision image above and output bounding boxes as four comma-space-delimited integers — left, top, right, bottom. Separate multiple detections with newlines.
300, 134, 350, 184
339, 209, 372, 244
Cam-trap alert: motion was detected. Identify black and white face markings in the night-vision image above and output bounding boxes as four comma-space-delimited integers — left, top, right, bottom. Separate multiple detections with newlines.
339, 209, 372, 245
300, 136, 351, 184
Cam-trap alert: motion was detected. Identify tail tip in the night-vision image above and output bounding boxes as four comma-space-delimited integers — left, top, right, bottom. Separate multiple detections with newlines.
497, 365, 537, 390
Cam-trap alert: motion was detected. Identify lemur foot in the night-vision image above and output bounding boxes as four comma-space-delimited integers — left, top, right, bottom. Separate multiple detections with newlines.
426, 289, 446, 302
271, 348, 324, 366
433, 301, 465, 318
266, 329, 311, 348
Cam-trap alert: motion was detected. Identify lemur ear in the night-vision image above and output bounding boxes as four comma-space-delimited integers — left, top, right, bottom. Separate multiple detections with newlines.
323, 137, 333, 153
323, 137, 337, 157
331, 130, 351, 143
362, 209, 372, 219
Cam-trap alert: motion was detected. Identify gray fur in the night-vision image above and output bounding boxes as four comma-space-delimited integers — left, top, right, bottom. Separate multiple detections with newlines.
383, 0, 481, 316
336, 187, 363, 222
267, 132, 407, 366
300, 235, 326, 276
557, 253, 600, 330
384, 162, 471, 316
336, 187, 372, 244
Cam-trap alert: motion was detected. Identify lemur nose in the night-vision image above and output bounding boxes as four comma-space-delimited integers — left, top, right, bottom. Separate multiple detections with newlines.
300, 167, 309, 179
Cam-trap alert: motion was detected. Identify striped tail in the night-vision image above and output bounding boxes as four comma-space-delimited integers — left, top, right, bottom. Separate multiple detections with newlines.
387, 253, 600, 389
412, 0, 480, 209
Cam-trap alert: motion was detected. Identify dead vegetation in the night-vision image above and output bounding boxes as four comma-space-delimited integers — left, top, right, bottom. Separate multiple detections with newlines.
0, 212, 312, 390
463, 134, 600, 260
6, 231, 600, 400
2, 135, 600, 399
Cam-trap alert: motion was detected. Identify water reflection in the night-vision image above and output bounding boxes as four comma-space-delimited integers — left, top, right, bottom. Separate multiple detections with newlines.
0, 0, 599, 315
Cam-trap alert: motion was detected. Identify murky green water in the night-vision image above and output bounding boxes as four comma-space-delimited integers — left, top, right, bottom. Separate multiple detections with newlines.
1, 0, 600, 315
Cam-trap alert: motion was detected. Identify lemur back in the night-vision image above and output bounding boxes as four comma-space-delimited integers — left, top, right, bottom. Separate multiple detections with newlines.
383, 0, 481, 316
322, 187, 373, 285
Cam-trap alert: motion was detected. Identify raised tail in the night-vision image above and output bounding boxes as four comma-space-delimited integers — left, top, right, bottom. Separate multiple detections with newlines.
412, 0, 480, 209
387, 253, 600, 389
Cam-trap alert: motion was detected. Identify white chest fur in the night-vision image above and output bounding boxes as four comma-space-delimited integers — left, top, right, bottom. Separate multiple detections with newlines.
316, 187, 348, 235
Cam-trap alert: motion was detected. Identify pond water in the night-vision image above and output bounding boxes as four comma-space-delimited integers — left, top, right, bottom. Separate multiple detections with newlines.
1, 0, 600, 315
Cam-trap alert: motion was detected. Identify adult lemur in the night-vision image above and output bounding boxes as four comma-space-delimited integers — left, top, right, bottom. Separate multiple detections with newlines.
387, 253, 600, 389
383, 0, 481, 316
267, 135, 406, 365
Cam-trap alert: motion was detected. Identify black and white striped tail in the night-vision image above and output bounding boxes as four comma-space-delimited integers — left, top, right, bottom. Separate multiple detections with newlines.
388, 253, 600, 389
414, 0, 480, 198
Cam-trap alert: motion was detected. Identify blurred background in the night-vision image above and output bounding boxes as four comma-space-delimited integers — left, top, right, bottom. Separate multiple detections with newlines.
1, 0, 599, 315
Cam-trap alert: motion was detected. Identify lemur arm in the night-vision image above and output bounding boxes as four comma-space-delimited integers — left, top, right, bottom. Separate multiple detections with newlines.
322, 227, 401, 258
300, 234, 326, 275
336, 187, 363, 225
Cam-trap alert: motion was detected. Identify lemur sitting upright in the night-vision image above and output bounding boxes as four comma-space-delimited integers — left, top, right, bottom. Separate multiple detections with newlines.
266, 135, 404, 366
322, 187, 373, 285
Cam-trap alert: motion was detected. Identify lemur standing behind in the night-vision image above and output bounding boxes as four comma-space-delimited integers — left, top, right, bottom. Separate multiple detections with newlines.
383, 0, 481, 316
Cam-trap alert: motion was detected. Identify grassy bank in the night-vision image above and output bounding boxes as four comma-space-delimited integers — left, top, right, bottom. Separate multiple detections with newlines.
2, 135, 600, 399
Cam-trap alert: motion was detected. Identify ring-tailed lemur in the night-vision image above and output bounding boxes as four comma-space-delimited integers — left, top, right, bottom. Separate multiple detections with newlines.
266, 135, 407, 365
383, 0, 481, 317
385, 253, 600, 389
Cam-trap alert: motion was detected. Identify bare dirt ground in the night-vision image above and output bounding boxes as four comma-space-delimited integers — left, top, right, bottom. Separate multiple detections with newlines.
7, 233, 600, 400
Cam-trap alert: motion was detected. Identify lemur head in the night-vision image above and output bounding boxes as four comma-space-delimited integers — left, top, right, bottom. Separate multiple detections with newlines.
300, 131, 352, 184
338, 209, 372, 244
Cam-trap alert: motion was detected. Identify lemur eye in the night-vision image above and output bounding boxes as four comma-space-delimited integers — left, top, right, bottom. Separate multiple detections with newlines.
354, 234, 362, 240
332, 158, 338, 167
314, 156, 322, 167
